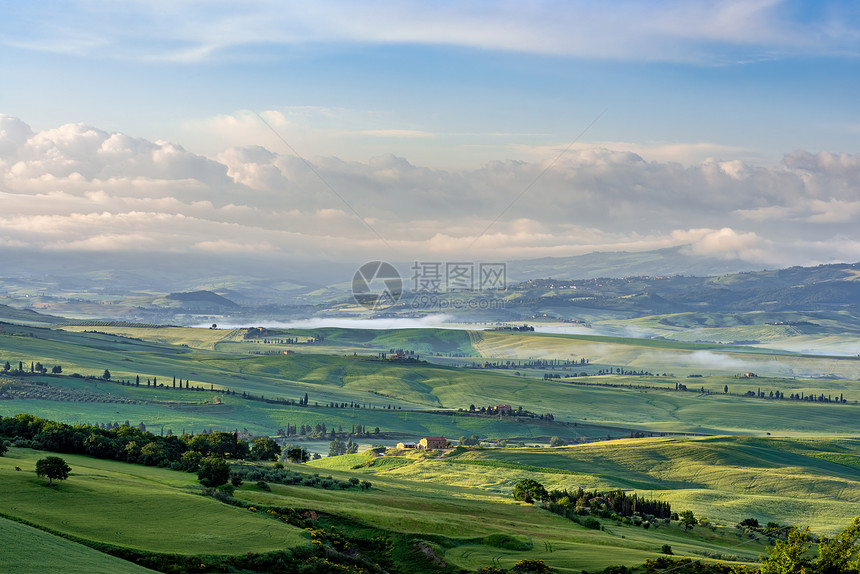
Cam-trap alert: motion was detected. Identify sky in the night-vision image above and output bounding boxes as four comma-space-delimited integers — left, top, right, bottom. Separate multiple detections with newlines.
1, 0, 860, 271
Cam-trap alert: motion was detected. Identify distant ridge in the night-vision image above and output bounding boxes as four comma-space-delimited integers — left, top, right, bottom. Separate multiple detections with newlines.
504, 246, 758, 281
0, 304, 63, 325
166, 291, 239, 308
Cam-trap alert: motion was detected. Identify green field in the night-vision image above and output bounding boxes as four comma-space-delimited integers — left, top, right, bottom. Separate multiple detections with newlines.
306, 436, 860, 537
5, 433, 859, 572
0, 440, 788, 573
0, 448, 309, 555
2, 323, 860, 440
3, 321, 860, 571
240, 439, 801, 572
0, 516, 158, 574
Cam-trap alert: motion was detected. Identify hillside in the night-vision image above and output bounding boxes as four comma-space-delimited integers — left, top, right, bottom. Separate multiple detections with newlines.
0, 323, 859, 442
0, 440, 795, 573
164, 290, 239, 308
0, 305, 64, 326
2, 320, 860, 572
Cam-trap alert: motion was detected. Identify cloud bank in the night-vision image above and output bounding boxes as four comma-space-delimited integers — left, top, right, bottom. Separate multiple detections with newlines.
1, 114, 859, 266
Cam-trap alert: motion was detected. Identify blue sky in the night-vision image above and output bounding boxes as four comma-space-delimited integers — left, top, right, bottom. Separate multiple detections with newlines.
1, 1, 859, 267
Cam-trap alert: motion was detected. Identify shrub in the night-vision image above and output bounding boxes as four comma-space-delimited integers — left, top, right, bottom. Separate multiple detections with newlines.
738, 517, 759, 529
511, 558, 554, 573
256, 480, 270, 491
584, 517, 601, 530
661, 544, 673, 555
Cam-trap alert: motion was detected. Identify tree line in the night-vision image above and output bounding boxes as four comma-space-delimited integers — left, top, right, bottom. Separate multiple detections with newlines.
0, 413, 281, 472
513, 478, 671, 520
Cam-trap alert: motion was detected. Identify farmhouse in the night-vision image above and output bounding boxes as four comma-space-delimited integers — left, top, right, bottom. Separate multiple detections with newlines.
397, 441, 417, 449
418, 437, 448, 450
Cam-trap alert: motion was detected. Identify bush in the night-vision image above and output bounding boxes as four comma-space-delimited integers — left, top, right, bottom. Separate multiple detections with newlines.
511, 558, 554, 573
661, 544, 673, 555
256, 480, 270, 491
738, 517, 759, 529
584, 517, 601, 530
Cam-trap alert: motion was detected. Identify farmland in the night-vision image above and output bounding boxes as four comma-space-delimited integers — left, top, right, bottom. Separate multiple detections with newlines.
5, 433, 860, 572
2, 318, 860, 572
1, 322, 860, 441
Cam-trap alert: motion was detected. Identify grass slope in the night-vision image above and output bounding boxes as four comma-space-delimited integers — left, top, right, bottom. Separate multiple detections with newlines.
241, 446, 777, 572
0, 516, 158, 574
385, 436, 860, 535
0, 448, 308, 555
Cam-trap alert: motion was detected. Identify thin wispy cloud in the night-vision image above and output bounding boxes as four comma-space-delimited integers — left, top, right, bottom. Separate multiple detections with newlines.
4, 1, 858, 63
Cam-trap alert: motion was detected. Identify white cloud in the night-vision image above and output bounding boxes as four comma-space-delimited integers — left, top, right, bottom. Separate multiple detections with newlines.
2, 116, 860, 267
675, 228, 772, 262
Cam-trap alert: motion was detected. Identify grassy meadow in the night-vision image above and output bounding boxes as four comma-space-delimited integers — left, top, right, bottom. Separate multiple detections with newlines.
0, 516, 158, 574
305, 436, 860, 537
5, 433, 860, 572
1, 439, 788, 573
0, 448, 309, 555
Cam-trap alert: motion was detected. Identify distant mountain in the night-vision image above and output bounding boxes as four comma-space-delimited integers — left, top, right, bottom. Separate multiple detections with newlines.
165, 291, 239, 308
504, 247, 757, 281
503, 262, 860, 317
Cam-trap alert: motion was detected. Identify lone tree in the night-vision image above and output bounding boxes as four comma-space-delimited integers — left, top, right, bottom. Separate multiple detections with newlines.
679, 510, 698, 531
513, 478, 548, 504
197, 456, 230, 487
250, 437, 281, 461
36, 456, 71, 486
329, 438, 347, 457
285, 446, 310, 463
